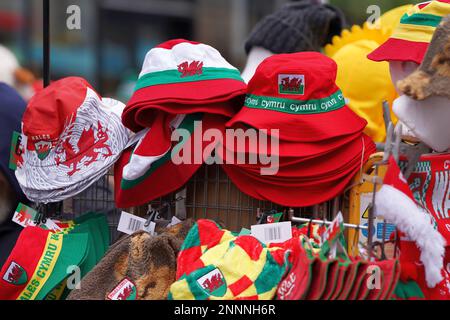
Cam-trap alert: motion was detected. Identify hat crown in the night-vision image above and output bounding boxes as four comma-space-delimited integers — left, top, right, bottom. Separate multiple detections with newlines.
139, 39, 236, 78
23, 77, 98, 141
248, 52, 339, 99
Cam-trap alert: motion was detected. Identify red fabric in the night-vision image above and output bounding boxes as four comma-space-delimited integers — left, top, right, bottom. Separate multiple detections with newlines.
321, 260, 340, 300
227, 52, 367, 142
229, 276, 253, 296
22, 77, 97, 142
155, 39, 201, 49
234, 236, 264, 261
396, 153, 450, 299
305, 258, 333, 300
114, 114, 225, 208
0, 227, 50, 300
329, 264, 349, 300
367, 38, 429, 65
221, 135, 376, 207
123, 81, 246, 132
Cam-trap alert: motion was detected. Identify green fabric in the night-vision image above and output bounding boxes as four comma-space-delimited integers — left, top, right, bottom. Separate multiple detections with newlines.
135, 68, 244, 91
400, 13, 443, 27
254, 253, 286, 295
393, 280, 425, 300
244, 90, 345, 115
35, 233, 89, 300
121, 113, 203, 190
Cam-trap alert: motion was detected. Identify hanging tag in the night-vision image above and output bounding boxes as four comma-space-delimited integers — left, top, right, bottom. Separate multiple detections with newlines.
9, 132, 23, 170
117, 212, 155, 235
12, 203, 61, 231
12, 203, 38, 227
267, 212, 283, 224
167, 216, 182, 228
322, 212, 344, 244
251, 221, 292, 244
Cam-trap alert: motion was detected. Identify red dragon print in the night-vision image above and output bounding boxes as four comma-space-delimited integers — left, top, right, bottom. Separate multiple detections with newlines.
117, 285, 133, 300
177, 60, 203, 78
202, 274, 224, 293
281, 77, 302, 92
55, 121, 112, 177
16, 209, 32, 226
7, 264, 23, 284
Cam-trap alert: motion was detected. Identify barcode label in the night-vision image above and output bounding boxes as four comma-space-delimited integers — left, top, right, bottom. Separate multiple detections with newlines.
127, 218, 143, 233
118, 212, 155, 235
251, 222, 292, 244
264, 226, 282, 242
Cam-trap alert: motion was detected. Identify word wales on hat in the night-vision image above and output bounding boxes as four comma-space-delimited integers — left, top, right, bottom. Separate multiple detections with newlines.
15, 77, 132, 203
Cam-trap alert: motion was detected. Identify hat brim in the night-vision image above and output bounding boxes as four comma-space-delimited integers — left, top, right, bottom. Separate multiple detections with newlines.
123, 79, 247, 132
115, 113, 226, 208
226, 105, 367, 143
367, 38, 428, 65
16, 100, 130, 193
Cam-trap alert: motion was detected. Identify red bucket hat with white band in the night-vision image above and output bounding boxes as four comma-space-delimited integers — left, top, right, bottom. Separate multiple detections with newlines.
15, 77, 131, 202
368, 0, 450, 64
226, 52, 367, 142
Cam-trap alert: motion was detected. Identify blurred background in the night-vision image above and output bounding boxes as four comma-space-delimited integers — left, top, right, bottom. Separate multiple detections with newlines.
0, 0, 420, 100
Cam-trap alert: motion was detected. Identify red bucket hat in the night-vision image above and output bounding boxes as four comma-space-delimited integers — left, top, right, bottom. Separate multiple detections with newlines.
15, 77, 131, 202
367, 0, 450, 64
122, 39, 247, 132
226, 52, 367, 142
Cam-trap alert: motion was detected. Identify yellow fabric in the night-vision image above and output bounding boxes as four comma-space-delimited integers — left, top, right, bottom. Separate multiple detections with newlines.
378, 5, 414, 35
201, 240, 268, 300
325, 22, 399, 142
17, 233, 63, 300
170, 278, 196, 300
391, 24, 437, 43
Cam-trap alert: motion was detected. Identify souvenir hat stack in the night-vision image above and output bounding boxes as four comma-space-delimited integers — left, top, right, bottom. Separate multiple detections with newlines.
368, 0, 450, 64
15, 77, 132, 203
222, 52, 376, 207
115, 39, 247, 208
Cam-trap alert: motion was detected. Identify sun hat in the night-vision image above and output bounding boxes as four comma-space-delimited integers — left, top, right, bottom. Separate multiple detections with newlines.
15, 77, 131, 202
396, 14, 450, 100
0, 226, 88, 300
122, 39, 247, 132
226, 51, 367, 142
324, 23, 398, 142
221, 134, 375, 207
368, 0, 450, 64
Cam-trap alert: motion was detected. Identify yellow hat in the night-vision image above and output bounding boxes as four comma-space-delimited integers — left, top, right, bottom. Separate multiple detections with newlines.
325, 23, 398, 142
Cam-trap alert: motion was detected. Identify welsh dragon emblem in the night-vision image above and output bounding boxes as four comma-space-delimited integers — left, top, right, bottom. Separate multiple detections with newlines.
177, 60, 203, 78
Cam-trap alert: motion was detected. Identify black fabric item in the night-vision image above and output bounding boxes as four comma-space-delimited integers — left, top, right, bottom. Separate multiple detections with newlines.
0, 83, 28, 269
245, 0, 347, 54
0, 222, 22, 269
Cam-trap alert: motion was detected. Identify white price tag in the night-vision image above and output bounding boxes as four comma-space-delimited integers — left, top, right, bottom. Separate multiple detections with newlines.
251, 221, 292, 244
167, 216, 182, 228
118, 212, 155, 235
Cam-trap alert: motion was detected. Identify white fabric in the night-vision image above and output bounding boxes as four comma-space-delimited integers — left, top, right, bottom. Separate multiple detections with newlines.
140, 42, 237, 77
0, 45, 19, 87
393, 95, 450, 152
241, 47, 274, 84
122, 114, 186, 181
375, 184, 446, 288
16, 93, 131, 195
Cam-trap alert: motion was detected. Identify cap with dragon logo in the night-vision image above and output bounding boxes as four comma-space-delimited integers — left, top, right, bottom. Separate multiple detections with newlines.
15, 77, 132, 203
368, 0, 450, 64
